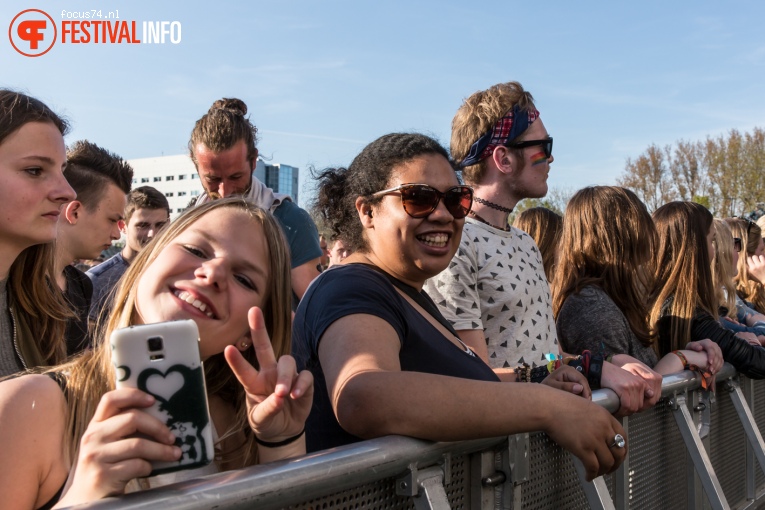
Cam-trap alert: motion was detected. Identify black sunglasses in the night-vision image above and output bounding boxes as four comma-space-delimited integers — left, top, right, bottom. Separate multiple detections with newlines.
373, 183, 473, 219
738, 216, 756, 237
505, 136, 553, 159
733, 237, 743, 253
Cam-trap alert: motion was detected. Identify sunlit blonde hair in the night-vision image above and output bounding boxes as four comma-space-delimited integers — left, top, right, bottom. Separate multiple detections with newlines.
725, 218, 765, 313
512, 207, 562, 282
648, 202, 715, 356
711, 219, 737, 318
552, 186, 656, 347
46, 198, 292, 467
451, 81, 536, 185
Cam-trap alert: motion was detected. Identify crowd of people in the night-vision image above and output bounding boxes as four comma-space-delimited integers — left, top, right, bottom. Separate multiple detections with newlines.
1, 80, 765, 508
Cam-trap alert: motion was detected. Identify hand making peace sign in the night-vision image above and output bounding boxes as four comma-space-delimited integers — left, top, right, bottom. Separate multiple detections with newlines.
224, 307, 314, 444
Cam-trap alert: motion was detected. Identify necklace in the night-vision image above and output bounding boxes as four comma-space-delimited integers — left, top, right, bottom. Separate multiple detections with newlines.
474, 196, 514, 214
468, 210, 510, 231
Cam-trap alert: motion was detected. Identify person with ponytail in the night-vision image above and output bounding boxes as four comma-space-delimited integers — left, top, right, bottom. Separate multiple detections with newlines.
188, 98, 322, 302
294, 133, 627, 482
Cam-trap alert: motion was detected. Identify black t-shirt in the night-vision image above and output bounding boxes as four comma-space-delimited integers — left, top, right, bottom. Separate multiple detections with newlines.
292, 264, 499, 452
63, 265, 92, 356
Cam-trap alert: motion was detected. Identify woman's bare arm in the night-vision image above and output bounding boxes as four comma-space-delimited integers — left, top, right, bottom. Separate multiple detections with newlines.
0, 375, 68, 510
318, 313, 626, 480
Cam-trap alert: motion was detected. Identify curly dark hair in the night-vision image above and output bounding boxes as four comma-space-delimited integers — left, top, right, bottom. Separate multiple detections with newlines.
313, 133, 452, 252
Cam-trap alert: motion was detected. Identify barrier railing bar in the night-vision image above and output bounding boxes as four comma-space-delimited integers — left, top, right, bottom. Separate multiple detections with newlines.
69, 435, 505, 510
469, 449, 497, 510
613, 416, 628, 510
66, 363, 743, 510
727, 379, 765, 485
743, 377, 757, 502
671, 393, 730, 510
397, 466, 451, 510
573, 459, 616, 510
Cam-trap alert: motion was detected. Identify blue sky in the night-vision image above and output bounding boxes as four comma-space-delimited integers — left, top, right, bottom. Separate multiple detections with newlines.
4, 1, 765, 202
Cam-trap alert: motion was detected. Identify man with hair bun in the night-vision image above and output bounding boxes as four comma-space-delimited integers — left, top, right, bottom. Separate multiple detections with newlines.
87, 185, 170, 323
425, 81, 663, 416
188, 98, 322, 301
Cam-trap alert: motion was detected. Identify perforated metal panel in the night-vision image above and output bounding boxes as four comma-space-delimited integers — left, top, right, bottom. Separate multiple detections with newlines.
287, 454, 470, 510
754, 378, 765, 495
709, 386, 748, 507
626, 398, 688, 510
520, 432, 590, 509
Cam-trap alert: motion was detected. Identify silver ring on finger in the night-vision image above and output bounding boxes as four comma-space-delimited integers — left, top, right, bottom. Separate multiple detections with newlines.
609, 433, 625, 449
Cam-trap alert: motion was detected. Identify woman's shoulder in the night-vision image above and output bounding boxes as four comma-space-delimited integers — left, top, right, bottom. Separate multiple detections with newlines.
0, 374, 68, 433
306, 264, 397, 301
0, 373, 66, 407
0, 374, 68, 508
561, 285, 615, 312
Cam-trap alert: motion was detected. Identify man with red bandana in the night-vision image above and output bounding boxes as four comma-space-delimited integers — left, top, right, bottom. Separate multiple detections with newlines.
425, 81, 663, 416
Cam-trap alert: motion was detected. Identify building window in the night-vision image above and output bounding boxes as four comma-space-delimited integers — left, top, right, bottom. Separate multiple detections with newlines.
191, 174, 198, 179
177, 208, 184, 213
165, 192, 174, 197
141, 177, 149, 183
178, 191, 187, 196
132, 178, 137, 184
191, 190, 200, 196
153, 176, 161, 182
179, 174, 186, 180
166, 175, 174, 181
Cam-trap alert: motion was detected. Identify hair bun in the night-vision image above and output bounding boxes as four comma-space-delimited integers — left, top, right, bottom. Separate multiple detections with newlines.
210, 98, 247, 116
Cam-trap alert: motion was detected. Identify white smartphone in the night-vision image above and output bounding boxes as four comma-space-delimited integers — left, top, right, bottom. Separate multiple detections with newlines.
110, 319, 214, 476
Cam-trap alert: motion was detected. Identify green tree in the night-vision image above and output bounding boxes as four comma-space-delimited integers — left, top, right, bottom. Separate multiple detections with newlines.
617, 144, 676, 212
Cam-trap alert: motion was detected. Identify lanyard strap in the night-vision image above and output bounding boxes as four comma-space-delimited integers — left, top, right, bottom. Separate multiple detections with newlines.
355, 263, 461, 338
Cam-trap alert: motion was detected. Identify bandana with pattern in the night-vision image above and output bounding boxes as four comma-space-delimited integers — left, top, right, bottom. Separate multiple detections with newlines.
459, 105, 540, 168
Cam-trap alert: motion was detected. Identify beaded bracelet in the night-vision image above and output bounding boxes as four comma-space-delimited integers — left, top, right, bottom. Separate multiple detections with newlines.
254, 427, 306, 448
514, 363, 536, 382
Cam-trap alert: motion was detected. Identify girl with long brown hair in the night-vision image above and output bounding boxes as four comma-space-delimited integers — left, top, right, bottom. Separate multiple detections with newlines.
649, 202, 765, 378
512, 206, 562, 281
712, 219, 765, 339
0, 90, 76, 375
553, 187, 720, 379
725, 218, 765, 314
0, 199, 313, 509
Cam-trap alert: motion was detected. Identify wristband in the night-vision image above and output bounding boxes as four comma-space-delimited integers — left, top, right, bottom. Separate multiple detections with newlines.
671, 350, 690, 369
254, 427, 305, 448
587, 356, 603, 390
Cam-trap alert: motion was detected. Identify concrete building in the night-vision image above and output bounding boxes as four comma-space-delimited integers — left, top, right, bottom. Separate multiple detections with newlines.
128, 154, 301, 217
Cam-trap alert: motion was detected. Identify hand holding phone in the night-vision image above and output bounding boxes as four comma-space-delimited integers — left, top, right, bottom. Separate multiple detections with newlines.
111, 320, 214, 476
57, 388, 181, 506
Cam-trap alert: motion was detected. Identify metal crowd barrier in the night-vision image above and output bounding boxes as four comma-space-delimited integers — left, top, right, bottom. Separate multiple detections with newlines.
70, 363, 765, 510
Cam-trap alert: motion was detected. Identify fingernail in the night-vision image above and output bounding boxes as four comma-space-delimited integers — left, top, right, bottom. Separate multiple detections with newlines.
168, 432, 177, 443
172, 446, 182, 458
292, 388, 302, 398
144, 394, 155, 403
573, 384, 583, 393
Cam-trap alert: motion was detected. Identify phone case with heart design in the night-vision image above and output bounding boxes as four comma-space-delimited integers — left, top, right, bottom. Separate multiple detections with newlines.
111, 319, 214, 476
